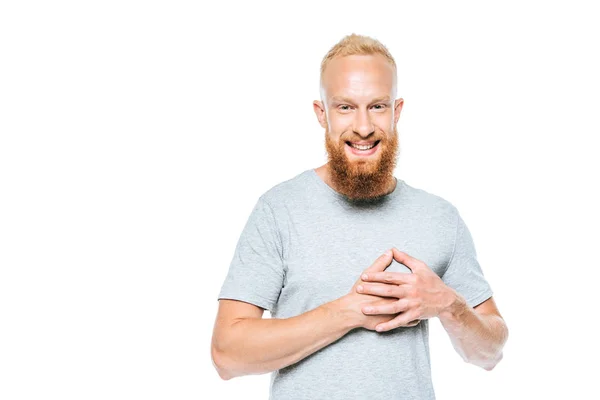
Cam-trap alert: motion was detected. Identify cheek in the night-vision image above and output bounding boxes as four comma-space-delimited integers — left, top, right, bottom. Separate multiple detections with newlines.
328, 115, 352, 130
326, 130, 347, 145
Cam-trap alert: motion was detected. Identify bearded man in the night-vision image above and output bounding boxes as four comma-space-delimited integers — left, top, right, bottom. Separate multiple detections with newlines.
212, 33, 508, 400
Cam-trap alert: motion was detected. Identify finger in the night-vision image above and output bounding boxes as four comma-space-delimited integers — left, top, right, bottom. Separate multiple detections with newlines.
391, 248, 424, 273
375, 311, 420, 332
362, 298, 410, 315
361, 271, 415, 285
363, 249, 393, 275
357, 282, 406, 299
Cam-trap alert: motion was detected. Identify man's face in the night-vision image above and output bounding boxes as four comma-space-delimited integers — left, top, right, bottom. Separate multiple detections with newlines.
314, 54, 404, 202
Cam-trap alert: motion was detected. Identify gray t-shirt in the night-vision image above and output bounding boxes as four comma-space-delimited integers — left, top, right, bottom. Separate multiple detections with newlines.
218, 168, 493, 400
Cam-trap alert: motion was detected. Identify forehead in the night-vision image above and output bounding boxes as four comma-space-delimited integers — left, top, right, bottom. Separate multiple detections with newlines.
323, 54, 394, 101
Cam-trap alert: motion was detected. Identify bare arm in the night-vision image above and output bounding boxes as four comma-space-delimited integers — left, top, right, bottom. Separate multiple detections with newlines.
211, 297, 357, 380
349, 249, 508, 371
438, 293, 509, 371
211, 250, 399, 380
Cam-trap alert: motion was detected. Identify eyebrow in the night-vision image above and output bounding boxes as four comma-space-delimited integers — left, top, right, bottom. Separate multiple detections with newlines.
330, 96, 391, 105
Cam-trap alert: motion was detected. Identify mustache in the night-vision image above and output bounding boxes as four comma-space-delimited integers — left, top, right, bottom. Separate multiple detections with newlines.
343, 137, 383, 143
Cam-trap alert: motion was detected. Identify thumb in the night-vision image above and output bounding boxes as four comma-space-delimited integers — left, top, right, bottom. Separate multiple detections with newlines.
364, 249, 393, 274
391, 247, 422, 272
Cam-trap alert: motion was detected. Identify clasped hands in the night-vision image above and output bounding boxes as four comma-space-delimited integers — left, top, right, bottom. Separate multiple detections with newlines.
351, 247, 457, 332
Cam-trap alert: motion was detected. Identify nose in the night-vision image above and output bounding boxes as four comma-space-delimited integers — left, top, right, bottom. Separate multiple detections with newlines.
352, 107, 375, 137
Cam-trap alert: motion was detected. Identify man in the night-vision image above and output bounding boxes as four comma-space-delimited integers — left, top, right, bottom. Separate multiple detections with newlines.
211, 33, 508, 399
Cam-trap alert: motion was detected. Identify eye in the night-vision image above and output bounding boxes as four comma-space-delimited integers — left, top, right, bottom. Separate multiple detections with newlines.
339, 105, 352, 111
372, 104, 386, 110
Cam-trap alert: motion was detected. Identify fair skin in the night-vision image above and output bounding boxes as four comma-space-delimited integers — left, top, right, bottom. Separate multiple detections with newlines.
313, 53, 403, 201
212, 250, 412, 380
358, 248, 508, 370
313, 53, 507, 369
212, 53, 507, 380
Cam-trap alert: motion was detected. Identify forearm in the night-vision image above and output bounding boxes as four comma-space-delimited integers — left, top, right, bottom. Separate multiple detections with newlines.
214, 298, 357, 379
438, 294, 508, 370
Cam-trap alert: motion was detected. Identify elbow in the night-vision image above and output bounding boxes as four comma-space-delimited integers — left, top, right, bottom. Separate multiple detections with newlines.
211, 320, 256, 380
474, 318, 509, 371
211, 319, 270, 379
211, 345, 234, 380
211, 322, 241, 380
467, 346, 506, 371
485, 321, 509, 371
464, 351, 503, 371
481, 351, 504, 371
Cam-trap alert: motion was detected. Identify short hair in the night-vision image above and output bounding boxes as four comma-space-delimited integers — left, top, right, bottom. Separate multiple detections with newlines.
319, 33, 397, 95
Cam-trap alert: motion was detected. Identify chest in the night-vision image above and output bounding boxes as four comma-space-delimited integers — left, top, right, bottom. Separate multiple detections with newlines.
278, 212, 453, 313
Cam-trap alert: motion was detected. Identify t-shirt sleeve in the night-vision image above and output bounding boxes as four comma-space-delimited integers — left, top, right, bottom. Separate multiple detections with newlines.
441, 210, 493, 308
217, 195, 285, 312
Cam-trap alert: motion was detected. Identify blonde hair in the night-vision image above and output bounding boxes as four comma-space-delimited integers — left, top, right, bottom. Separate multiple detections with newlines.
320, 33, 397, 92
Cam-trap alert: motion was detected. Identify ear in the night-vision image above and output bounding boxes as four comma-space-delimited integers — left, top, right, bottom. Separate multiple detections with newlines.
313, 100, 327, 129
393, 98, 404, 126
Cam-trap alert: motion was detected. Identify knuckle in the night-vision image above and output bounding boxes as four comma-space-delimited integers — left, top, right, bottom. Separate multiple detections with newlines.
413, 299, 423, 311
394, 301, 405, 313
400, 299, 410, 311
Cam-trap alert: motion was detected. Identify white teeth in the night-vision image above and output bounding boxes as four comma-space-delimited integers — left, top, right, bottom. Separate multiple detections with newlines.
350, 142, 376, 150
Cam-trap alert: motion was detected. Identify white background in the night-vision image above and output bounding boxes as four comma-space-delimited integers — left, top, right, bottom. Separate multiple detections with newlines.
1, 1, 598, 399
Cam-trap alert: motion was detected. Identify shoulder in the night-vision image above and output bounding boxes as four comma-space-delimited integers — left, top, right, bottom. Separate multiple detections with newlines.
258, 169, 312, 209
399, 179, 459, 220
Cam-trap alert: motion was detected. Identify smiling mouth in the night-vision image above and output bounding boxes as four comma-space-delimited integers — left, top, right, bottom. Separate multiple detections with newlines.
346, 140, 380, 150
